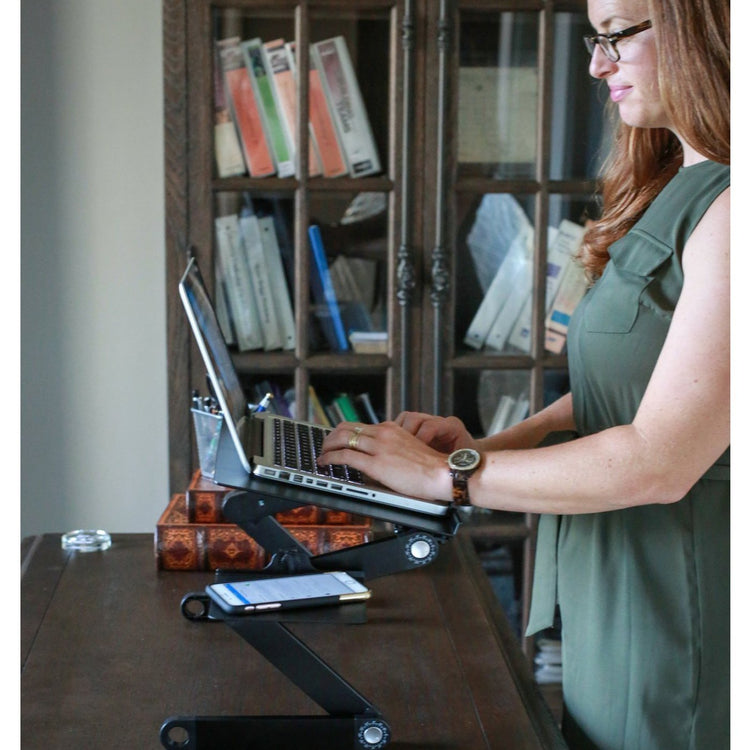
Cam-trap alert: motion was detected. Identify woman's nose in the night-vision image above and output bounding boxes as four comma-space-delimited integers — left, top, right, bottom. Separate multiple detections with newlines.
588, 44, 616, 79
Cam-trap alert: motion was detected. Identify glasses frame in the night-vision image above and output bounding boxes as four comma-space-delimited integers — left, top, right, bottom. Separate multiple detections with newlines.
583, 20, 653, 62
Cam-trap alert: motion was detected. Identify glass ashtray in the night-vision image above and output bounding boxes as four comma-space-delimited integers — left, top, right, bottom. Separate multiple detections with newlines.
61, 529, 112, 552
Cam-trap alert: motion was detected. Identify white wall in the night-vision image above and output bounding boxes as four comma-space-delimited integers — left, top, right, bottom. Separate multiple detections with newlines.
21, 0, 168, 536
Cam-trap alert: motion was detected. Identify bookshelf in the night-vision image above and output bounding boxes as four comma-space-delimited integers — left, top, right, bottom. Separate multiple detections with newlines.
163, 0, 605, 659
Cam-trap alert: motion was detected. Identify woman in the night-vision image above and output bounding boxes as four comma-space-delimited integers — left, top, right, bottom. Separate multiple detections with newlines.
319, 0, 730, 746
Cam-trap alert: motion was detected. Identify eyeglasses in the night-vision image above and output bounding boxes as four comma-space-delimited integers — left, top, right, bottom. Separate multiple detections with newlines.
583, 20, 652, 62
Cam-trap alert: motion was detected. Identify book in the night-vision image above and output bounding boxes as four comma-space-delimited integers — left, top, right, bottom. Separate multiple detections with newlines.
241, 38, 295, 178
506, 220, 586, 352
263, 38, 322, 177
258, 215, 296, 350
215, 214, 264, 351
156, 493, 373, 571
214, 269, 236, 345
308, 385, 332, 427
311, 36, 381, 177
354, 392, 380, 424
238, 209, 283, 351
464, 226, 533, 350
217, 38, 276, 178
332, 393, 360, 422
286, 41, 348, 178
212, 41, 246, 178
348, 330, 388, 354
308, 224, 350, 351
545, 254, 588, 354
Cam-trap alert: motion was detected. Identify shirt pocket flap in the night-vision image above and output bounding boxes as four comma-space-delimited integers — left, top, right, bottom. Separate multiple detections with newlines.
584, 232, 671, 334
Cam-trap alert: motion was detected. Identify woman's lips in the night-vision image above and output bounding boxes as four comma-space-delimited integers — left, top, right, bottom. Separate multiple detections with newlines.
609, 85, 632, 103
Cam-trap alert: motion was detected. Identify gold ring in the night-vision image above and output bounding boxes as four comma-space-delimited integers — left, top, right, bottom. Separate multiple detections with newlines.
348, 427, 364, 450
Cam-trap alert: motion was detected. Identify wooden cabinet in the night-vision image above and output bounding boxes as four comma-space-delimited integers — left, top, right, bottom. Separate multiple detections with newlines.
163, 0, 605, 652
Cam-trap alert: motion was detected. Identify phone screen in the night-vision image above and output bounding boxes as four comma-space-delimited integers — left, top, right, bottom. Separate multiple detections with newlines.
207, 571, 369, 612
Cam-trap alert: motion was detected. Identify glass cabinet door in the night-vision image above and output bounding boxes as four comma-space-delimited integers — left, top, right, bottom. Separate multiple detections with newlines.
422, 0, 607, 427
199, 2, 403, 427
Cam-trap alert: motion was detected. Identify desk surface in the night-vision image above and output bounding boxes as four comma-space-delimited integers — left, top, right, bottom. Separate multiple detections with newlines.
21, 532, 565, 749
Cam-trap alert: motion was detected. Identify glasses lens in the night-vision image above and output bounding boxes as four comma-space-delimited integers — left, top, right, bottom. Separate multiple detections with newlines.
602, 39, 619, 61
584, 35, 619, 62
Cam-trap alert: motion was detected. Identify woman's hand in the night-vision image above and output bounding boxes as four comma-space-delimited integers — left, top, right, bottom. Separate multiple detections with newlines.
393, 412, 477, 453
317, 421, 454, 502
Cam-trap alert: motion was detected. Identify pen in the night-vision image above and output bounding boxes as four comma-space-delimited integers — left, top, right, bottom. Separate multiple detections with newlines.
254, 392, 273, 413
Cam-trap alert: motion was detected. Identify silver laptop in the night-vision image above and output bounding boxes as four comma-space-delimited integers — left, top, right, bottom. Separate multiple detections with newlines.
179, 256, 450, 517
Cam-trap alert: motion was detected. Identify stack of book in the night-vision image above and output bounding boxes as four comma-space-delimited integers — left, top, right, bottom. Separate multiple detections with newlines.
155, 470, 373, 571
214, 199, 296, 352
534, 638, 563, 685
214, 34, 381, 180
464, 219, 588, 355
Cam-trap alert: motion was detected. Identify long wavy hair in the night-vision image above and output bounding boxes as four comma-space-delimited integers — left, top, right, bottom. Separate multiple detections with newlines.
580, 0, 730, 281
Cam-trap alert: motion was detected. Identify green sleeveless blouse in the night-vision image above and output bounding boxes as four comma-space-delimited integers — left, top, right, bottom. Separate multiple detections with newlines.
526, 160, 730, 750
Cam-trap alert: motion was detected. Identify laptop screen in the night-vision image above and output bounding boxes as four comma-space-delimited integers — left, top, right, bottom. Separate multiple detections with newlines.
179, 256, 249, 431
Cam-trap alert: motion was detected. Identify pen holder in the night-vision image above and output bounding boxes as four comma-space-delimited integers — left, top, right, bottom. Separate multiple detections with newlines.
191, 408, 223, 479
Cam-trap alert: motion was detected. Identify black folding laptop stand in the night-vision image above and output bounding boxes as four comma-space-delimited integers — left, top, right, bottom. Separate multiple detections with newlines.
161, 420, 462, 749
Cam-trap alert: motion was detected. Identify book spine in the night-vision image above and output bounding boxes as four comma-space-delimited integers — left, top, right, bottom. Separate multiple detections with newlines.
257, 215, 296, 350
354, 392, 380, 424
238, 211, 283, 351
311, 37, 381, 177
213, 42, 246, 178
263, 39, 322, 177
308, 385, 332, 427
506, 220, 586, 351
214, 214, 264, 351
484, 269, 530, 352
241, 38, 295, 178
288, 42, 348, 178
214, 270, 236, 345
218, 39, 276, 178
186, 470, 229, 523
544, 253, 588, 352
464, 228, 533, 349
308, 224, 350, 351
487, 395, 516, 436
333, 393, 360, 422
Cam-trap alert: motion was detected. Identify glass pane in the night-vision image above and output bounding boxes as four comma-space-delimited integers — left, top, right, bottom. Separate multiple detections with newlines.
458, 12, 539, 180
453, 370, 530, 437
455, 192, 535, 354
308, 191, 388, 354
310, 10, 391, 178
550, 12, 612, 180
213, 191, 296, 354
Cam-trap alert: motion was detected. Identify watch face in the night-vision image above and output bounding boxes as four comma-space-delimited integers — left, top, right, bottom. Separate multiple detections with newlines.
449, 448, 481, 471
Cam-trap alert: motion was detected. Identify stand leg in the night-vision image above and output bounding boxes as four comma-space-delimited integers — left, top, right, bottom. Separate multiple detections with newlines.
227, 619, 372, 716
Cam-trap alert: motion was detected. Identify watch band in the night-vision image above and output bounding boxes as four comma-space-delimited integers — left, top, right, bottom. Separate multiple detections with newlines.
451, 475, 471, 506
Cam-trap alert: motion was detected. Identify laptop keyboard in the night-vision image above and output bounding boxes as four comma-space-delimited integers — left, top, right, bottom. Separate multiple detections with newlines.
272, 417, 365, 484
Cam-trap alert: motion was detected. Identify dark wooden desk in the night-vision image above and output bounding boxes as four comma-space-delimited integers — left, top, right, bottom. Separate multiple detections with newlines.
21, 532, 565, 749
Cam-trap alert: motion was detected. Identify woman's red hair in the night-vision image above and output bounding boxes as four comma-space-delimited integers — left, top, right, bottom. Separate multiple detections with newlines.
580, 0, 730, 280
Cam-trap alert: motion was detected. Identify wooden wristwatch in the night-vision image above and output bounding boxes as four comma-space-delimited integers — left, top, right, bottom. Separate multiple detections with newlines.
447, 448, 482, 506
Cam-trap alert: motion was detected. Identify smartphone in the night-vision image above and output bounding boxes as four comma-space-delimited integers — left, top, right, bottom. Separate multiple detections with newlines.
205, 571, 371, 616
